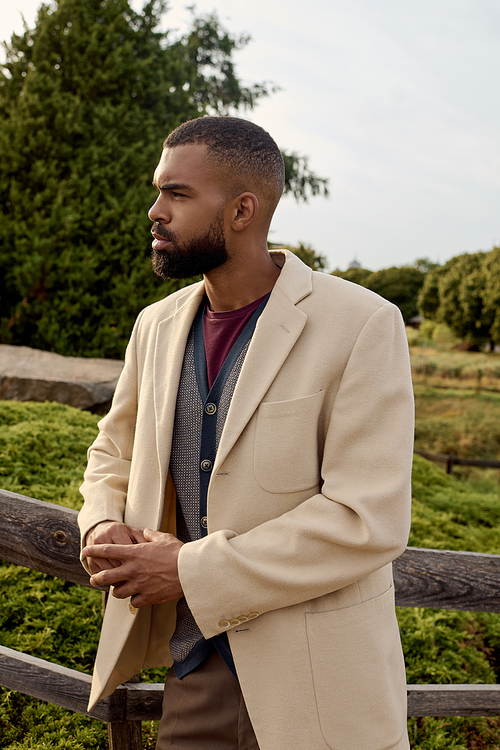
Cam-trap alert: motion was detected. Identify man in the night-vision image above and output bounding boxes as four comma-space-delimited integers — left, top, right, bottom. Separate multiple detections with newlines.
79, 116, 414, 750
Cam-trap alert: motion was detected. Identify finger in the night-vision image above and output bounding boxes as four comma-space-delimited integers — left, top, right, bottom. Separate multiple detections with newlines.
87, 523, 141, 547
143, 528, 170, 542
109, 583, 137, 600
90, 573, 124, 589
130, 528, 147, 544
83, 543, 135, 561
90, 564, 131, 588
129, 593, 148, 608
87, 557, 122, 575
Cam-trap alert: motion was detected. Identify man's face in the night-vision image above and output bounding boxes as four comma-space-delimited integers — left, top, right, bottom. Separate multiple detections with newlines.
149, 144, 229, 279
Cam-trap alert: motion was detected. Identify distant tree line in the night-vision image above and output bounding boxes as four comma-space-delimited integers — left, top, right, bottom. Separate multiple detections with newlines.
330, 248, 500, 351
418, 247, 500, 350
331, 261, 430, 324
0, 0, 328, 359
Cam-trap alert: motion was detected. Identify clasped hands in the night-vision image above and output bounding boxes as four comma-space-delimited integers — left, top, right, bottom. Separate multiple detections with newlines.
83, 521, 184, 608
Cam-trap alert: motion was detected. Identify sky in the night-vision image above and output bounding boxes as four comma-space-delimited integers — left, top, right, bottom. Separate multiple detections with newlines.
1, 0, 500, 272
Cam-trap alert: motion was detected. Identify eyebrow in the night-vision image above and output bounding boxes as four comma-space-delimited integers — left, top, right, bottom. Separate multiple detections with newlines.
152, 181, 194, 192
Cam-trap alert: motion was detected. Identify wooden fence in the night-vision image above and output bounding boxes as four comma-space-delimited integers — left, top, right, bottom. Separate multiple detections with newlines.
2, 487, 500, 748
414, 448, 500, 474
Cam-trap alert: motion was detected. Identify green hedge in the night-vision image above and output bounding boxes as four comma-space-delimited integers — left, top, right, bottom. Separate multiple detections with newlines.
2, 402, 500, 747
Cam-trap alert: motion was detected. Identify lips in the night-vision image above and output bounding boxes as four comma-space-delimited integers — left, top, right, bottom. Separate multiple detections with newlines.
152, 235, 172, 251
151, 226, 174, 250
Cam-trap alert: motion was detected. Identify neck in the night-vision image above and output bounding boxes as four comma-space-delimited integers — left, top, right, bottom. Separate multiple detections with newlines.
203, 246, 281, 312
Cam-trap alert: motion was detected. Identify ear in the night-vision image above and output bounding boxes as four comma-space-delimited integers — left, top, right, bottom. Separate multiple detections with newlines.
228, 192, 259, 232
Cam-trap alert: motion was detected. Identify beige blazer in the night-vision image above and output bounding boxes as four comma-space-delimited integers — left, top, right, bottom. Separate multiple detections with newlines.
79, 250, 414, 750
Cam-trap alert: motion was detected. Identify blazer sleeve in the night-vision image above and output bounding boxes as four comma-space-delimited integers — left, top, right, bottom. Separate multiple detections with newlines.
178, 301, 414, 639
77, 310, 144, 555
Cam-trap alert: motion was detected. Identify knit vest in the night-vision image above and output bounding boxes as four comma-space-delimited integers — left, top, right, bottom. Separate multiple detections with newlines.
169, 296, 268, 677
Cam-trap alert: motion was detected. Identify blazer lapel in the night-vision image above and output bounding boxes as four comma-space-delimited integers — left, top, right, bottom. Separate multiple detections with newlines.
214, 252, 312, 471
153, 282, 205, 500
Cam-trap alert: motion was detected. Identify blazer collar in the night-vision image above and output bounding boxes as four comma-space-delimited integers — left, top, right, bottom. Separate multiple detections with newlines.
269, 249, 313, 304
214, 250, 313, 470
153, 281, 205, 500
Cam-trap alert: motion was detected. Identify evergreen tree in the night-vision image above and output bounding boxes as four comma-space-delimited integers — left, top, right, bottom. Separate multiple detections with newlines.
0, 0, 328, 358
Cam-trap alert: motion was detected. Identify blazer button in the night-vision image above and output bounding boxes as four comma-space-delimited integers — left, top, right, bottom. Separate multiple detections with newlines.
200, 516, 208, 529
200, 459, 212, 472
237, 615, 249, 623
205, 403, 217, 415
229, 618, 240, 626
128, 602, 137, 615
219, 619, 231, 629
247, 612, 259, 620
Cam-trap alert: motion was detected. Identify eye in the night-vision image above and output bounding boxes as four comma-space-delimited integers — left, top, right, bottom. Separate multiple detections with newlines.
171, 191, 184, 199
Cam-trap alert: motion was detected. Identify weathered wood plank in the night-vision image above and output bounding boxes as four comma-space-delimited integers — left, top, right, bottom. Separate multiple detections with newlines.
108, 721, 143, 750
0, 645, 124, 721
0, 644, 103, 719
0, 646, 163, 721
0, 488, 95, 588
5, 644, 500, 721
3, 489, 500, 612
415, 449, 500, 470
121, 683, 163, 721
407, 684, 500, 717
108, 673, 143, 750
394, 547, 500, 612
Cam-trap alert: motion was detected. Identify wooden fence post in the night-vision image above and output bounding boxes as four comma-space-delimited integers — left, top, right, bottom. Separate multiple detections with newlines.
102, 583, 143, 750
107, 674, 143, 750
446, 453, 455, 474
107, 719, 143, 750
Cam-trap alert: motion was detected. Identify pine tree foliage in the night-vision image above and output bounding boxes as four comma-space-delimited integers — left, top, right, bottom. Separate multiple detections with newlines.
0, 0, 328, 358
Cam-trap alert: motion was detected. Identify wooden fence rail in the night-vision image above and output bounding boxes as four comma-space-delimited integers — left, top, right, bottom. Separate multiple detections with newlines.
2, 487, 500, 747
414, 448, 500, 474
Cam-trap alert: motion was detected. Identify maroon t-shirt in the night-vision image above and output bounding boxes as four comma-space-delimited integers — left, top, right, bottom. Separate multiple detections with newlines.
203, 293, 268, 390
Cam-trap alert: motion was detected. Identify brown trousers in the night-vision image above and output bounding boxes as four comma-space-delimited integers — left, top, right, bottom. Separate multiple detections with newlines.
155, 651, 260, 750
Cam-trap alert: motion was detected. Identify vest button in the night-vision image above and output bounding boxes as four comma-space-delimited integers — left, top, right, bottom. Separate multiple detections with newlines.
200, 459, 212, 472
200, 516, 208, 528
205, 402, 217, 415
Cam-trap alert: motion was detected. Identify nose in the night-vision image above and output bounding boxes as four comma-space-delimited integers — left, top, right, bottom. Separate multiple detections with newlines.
148, 194, 171, 224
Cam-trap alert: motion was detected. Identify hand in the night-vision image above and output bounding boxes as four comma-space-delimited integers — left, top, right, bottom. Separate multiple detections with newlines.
84, 521, 146, 575
83, 529, 184, 607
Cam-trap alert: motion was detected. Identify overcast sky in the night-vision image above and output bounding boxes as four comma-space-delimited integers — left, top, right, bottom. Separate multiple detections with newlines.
2, 0, 499, 271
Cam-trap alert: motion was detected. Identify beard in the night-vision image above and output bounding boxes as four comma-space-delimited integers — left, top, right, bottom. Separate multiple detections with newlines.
151, 214, 229, 280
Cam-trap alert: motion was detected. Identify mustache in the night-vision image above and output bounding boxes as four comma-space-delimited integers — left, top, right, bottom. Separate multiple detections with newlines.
151, 223, 176, 242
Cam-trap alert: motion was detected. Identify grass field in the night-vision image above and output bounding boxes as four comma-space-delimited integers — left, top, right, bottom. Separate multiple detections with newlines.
411, 347, 500, 391
2, 370, 500, 748
408, 324, 500, 393
414, 385, 500, 463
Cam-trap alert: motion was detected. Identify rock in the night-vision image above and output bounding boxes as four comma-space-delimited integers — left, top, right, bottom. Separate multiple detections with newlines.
0, 344, 124, 413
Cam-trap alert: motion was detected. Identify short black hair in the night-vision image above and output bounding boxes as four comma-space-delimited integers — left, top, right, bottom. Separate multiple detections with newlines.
164, 116, 285, 208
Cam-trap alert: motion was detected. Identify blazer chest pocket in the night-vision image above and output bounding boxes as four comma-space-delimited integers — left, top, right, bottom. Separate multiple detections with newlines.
254, 390, 323, 494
